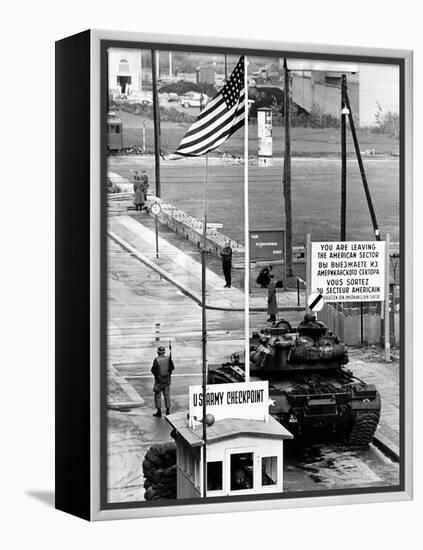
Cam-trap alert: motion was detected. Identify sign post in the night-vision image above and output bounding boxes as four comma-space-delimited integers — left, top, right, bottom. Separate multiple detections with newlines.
384, 234, 391, 362
250, 230, 286, 299
309, 239, 389, 362
151, 202, 162, 259
257, 107, 273, 167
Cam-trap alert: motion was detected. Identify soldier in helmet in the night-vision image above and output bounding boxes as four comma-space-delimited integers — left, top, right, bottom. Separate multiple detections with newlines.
151, 345, 175, 418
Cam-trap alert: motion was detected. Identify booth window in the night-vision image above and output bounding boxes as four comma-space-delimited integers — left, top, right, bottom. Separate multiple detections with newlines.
119, 59, 129, 73
207, 461, 223, 491
262, 456, 277, 485
230, 452, 254, 491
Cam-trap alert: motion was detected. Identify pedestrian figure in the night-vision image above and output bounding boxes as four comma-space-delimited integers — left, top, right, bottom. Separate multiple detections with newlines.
267, 273, 278, 323
133, 171, 144, 212
221, 241, 232, 288
151, 345, 174, 417
140, 170, 149, 210
256, 265, 273, 288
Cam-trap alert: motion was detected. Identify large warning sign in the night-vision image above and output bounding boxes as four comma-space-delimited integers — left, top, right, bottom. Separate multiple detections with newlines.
311, 241, 386, 302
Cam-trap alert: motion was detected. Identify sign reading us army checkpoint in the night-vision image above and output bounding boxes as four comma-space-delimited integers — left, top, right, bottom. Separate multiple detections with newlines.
311, 241, 386, 302
188, 381, 269, 427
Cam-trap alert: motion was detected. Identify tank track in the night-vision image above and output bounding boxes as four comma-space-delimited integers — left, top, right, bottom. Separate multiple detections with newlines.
346, 410, 380, 446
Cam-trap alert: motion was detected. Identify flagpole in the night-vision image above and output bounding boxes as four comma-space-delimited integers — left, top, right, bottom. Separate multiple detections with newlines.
201, 154, 208, 498
244, 56, 250, 383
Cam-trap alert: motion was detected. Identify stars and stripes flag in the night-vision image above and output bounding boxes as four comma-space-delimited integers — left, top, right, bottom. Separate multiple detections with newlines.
173, 56, 246, 157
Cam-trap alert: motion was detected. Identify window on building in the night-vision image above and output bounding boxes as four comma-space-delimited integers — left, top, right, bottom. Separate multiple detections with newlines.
262, 456, 278, 486
185, 447, 194, 479
230, 452, 254, 491
115, 125, 120, 134
119, 59, 129, 73
207, 461, 223, 491
325, 75, 342, 87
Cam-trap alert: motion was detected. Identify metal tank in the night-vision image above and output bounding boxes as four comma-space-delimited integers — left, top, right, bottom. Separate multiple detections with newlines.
208, 314, 381, 446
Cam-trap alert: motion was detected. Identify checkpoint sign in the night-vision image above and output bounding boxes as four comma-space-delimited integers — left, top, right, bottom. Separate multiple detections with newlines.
307, 292, 324, 312
188, 381, 269, 427
311, 240, 386, 302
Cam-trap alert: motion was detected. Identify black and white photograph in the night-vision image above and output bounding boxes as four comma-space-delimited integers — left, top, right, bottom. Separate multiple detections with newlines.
103, 41, 404, 508
3, 0, 423, 545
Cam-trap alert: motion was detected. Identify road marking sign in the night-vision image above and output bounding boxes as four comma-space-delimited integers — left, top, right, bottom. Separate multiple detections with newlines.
308, 292, 324, 312
207, 222, 223, 229
151, 203, 161, 215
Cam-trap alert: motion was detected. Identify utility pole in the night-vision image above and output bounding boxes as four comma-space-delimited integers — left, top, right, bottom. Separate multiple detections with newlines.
283, 58, 293, 277
201, 155, 209, 498
344, 87, 380, 241
341, 74, 347, 241
139, 50, 143, 96
151, 50, 161, 198
169, 51, 172, 78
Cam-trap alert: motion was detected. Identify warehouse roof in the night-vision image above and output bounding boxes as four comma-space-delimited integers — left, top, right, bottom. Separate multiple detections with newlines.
166, 411, 293, 448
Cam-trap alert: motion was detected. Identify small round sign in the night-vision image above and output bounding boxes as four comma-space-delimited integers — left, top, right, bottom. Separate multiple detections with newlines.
307, 292, 325, 312
151, 203, 161, 216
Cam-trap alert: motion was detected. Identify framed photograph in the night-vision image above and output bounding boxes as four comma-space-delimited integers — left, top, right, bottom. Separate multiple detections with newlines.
55, 30, 413, 521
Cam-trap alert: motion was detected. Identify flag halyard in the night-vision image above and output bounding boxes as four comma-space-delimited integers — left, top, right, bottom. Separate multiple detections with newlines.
173, 56, 245, 157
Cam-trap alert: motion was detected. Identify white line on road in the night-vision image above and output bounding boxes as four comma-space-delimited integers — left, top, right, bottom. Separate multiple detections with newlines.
123, 373, 202, 379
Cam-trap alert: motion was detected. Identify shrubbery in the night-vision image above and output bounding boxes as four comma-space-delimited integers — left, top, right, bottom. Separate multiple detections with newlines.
109, 100, 195, 123
269, 99, 340, 129
371, 102, 399, 139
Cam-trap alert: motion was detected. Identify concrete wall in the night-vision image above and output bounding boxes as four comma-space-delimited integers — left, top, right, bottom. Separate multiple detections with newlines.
158, 204, 244, 260
291, 72, 359, 120
320, 301, 399, 346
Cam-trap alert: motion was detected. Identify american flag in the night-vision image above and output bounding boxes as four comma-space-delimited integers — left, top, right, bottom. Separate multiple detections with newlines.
173, 56, 245, 157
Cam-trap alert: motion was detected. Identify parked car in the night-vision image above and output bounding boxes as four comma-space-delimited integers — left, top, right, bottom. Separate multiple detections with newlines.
168, 92, 179, 102
140, 93, 153, 105
180, 92, 209, 108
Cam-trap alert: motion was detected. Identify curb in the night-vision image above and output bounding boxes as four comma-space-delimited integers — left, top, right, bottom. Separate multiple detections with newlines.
373, 434, 400, 463
108, 230, 304, 313
108, 401, 144, 410
109, 230, 204, 305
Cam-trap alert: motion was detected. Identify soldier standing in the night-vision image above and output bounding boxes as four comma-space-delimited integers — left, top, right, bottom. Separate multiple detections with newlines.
151, 345, 174, 417
133, 171, 144, 212
221, 241, 233, 288
267, 273, 278, 323
140, 169, 149, 210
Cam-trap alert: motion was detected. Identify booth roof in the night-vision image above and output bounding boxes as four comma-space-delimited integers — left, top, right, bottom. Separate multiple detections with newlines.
165, 411, 293, 448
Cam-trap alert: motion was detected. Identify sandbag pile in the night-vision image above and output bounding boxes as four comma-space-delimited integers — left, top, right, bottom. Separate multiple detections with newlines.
143, 442, 177, 501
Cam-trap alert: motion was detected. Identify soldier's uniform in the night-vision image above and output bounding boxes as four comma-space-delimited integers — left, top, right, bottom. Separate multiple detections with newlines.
151, 346, 174, 417
221, 244, 232, 288
267, 275, 278, 323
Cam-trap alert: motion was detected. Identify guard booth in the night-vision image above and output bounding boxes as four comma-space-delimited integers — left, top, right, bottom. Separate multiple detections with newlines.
166, 381, 293, 499
107, 112, 123, 151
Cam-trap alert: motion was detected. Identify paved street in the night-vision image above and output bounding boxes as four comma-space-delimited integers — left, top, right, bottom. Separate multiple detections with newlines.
107, 237, 399, 504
